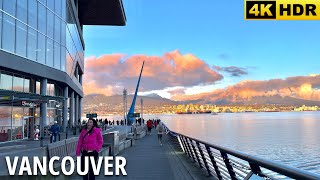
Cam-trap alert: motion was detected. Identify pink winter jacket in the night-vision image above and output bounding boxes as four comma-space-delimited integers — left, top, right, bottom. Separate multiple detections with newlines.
76, 127, 103, 156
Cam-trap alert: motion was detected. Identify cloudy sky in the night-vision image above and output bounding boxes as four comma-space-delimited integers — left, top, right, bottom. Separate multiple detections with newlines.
82, 0, 320, 101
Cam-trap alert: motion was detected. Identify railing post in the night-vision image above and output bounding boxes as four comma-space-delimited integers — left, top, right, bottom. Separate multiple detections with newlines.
181, 136, 193, 158
189, 139, 202, 167
249, 162, 262, 176
206, 145, 223, 180
196, 142, 211, 176
179, 135, 191, 157
220, 151, 237, 180
184, 137, 197, 162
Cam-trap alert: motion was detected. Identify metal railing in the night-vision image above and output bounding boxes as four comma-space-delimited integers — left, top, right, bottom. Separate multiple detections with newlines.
163, 124, 320, 180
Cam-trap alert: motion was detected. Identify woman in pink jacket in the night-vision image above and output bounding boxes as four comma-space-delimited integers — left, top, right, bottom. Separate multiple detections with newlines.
76, 118, 103, 180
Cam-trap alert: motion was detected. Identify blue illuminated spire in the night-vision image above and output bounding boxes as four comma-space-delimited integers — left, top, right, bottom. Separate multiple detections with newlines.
127, 61, 145, 124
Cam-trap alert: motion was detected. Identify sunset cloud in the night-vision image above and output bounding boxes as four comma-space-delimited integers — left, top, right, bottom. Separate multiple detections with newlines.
83, 50, 223, 95
213, 66, 248, 77
172, 75, 320, 102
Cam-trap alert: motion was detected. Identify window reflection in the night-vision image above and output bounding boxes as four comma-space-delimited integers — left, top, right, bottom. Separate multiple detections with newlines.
46, 38, 53, 67
54, 42, 61, 70
28, 0, 37, 29
16, 22, 27, 57
47, 10, 54, 39
2, 14, 15, 53
0, 12, 2, 48
27, 28, 37, 61
3, 0, 16, 16
0, 107, 13, 142
0, 73, 13, 90
38, 3, 46, 34
24, 78, 30, 93
13, 76, 24, 92
37, 33, 46, 64
36, 81, 41, 94
17, 0, 27, 23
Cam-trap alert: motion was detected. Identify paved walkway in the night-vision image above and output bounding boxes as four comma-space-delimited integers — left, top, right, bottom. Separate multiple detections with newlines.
69, 129, 212, 180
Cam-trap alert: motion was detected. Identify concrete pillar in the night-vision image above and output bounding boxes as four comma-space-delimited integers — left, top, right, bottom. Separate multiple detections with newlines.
40, 78, 47, 147
79, 97, 82, 122
63, 86, 68, 132
75, 94, 79, 126
70, 91, 74, 129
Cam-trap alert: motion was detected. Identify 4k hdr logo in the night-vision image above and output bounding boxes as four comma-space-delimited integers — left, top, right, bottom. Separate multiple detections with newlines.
245, 0, 320, 20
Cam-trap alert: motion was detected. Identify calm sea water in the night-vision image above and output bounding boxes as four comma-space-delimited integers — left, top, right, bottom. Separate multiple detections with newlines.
100, 111, 320, 175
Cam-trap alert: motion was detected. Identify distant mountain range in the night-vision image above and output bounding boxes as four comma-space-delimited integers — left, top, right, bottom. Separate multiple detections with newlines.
195, 95, 320, 106
82, 93, 320, 114
83, 93, 178, 106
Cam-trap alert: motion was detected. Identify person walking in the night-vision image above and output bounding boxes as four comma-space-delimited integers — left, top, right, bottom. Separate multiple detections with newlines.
147, 119, 153, 135
156, 122, 164, 146
50, 121, 60, 142
76, 119, 103, 180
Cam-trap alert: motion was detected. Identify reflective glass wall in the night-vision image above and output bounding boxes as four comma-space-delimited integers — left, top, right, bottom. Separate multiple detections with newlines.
0, 0, 84, 79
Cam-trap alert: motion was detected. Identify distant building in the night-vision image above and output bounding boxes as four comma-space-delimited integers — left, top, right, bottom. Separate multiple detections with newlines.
0, 0, 126, 142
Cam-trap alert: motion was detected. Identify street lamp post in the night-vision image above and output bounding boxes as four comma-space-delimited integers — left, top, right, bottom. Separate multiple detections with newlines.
141, 98, 143, 123
123, 89, 128, 135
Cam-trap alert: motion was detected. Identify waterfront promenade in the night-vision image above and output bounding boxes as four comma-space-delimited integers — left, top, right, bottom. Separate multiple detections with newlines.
0, 126, 210, 179
69, 128, 211, 180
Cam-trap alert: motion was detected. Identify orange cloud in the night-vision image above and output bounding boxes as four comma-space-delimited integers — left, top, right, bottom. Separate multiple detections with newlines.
172, 75, 320, 102
83, 50, 223, 95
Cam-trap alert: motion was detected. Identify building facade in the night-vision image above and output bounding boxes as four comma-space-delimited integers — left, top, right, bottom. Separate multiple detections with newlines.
0, 0, 126, 142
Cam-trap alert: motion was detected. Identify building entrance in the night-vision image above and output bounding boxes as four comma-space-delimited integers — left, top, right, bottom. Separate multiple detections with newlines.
22, 116, 33, 139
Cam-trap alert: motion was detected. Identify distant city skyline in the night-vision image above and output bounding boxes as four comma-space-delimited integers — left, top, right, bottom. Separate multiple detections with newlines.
83, 0, 320, 101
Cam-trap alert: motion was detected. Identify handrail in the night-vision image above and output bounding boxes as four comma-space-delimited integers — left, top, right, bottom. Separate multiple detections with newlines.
163, 124, 320, 180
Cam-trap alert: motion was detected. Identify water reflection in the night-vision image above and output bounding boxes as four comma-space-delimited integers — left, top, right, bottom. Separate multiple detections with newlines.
150, 112, 320, 175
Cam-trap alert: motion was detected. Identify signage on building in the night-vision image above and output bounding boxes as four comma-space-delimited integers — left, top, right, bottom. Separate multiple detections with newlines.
21, 101, 39, 108
128, 113, 140, 118
86, 113, 98, 118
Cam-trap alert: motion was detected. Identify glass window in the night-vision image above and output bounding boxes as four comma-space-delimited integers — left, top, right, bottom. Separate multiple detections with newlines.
47, 0, 54, 11
0, 107, 13, 142
11, 107, 23, 140
54, 42, 60, 70
3, 0, 16, 16
28, 0, 37, 29
24, 78, 30, 93
55, 0, 62, 17
0, 12, 3, 49
17, 0, 27, 23
47, 83, 55, 96
13, 76, 24, 92
54, 16, 61, 43
61, 0, 66, 20
27, 28, 37, 61
46, 38, 54, 67
61, 21, 66, 46
61, 46, 66, 71
66, 50, 73, 75
16, 22, 27, 57
0, 73, 12, 90
2, 14, 15, 53
39, 0, 46, 6
47, 10, 54, 38
38, 3, 46, 34
36, 81, 41, 94
37, 33, 46, 64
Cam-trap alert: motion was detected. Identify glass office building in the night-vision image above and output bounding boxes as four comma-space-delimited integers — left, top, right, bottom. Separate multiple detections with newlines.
0, 0, 126, 142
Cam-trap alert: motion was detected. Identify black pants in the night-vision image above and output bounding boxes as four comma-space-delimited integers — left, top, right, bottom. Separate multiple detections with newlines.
81, 150, 98, 180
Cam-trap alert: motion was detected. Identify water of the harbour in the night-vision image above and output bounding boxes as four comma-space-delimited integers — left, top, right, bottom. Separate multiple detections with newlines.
100, 111, 320, 175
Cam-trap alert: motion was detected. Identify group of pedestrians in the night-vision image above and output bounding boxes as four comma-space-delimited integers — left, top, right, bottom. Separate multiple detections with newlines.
75, 118, 166, 180
146, 119, 165, 146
